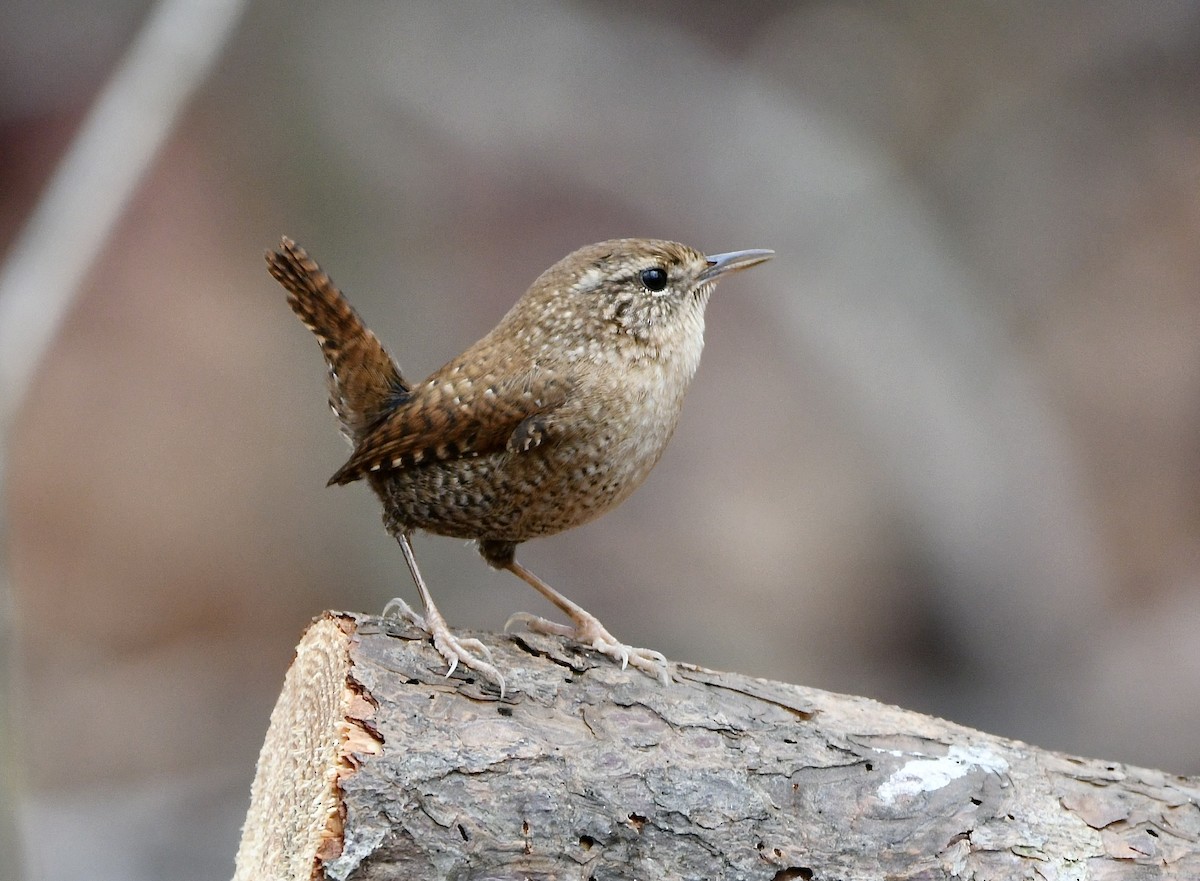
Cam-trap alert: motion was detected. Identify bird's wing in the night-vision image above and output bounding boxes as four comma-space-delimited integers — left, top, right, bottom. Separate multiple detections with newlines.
327, 361, 572, 485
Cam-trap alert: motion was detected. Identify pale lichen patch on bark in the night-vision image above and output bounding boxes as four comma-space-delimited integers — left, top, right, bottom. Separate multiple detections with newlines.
876, 744, 1010, 805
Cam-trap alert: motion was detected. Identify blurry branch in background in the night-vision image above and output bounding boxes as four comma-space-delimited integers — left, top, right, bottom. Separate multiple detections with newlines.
0, 0, 247, 874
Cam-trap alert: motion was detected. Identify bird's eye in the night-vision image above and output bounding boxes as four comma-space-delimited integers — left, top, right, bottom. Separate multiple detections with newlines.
640, 267, 668, 292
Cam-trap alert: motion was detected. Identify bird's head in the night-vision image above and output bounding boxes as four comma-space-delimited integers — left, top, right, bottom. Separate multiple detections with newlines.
508, 238, 773, 360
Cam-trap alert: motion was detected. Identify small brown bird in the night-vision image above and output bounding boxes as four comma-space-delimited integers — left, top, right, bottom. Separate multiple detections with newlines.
268, 237, 772, 694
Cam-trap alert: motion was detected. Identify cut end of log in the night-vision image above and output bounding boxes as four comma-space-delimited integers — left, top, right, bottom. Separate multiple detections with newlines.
233, 613, 382, 881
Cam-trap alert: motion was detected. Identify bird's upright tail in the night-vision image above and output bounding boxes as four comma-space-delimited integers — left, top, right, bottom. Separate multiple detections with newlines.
267, 237, 410, 444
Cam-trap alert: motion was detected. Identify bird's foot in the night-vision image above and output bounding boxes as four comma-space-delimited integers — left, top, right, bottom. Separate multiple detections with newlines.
384, 598, 505, 697
506, 611, 669, 685
382, 595, 427, 630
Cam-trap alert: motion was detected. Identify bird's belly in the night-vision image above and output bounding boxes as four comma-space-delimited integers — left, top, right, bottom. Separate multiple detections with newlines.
374, 422, 674, 542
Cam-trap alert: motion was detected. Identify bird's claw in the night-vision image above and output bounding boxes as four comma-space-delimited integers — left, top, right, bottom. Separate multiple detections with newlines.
606, 644, 668, 684
385, 599, 506, 698
507, 609, 669, 685
429, 628, 506, 698
382, 596, 426, 630
505, 611, 573, 637
452, 635, 496, 664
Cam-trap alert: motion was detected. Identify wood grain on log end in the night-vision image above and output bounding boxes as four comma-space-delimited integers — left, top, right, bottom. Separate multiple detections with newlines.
234, 612, 1200, 880
233, 614, 382, 881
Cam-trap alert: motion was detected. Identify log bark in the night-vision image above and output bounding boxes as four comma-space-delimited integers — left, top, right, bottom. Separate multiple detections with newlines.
234, 612, 1200, 880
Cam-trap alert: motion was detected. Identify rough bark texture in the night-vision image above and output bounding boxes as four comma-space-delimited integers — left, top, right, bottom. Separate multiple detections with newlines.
234, 612, 1200, 880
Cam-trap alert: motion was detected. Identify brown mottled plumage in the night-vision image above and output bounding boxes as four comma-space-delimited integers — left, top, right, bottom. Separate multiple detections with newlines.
268, 236, 772, 694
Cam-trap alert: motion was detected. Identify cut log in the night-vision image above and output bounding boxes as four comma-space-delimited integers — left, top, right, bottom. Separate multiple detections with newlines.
234, 612, 1200, 880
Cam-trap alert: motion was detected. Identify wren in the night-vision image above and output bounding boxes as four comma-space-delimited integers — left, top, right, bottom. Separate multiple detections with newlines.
268, 237, 773, 694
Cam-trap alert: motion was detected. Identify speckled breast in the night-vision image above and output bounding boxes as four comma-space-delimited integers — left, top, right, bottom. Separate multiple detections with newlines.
374, 388, 684, 542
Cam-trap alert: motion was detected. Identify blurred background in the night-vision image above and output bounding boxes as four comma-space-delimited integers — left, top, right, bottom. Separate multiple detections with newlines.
3, 1, 1199, 878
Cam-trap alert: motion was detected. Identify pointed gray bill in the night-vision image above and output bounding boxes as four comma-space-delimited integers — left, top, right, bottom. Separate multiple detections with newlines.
698, 248, 775, 283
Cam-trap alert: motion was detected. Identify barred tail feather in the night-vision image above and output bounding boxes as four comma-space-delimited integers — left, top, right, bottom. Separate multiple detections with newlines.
267, 237, 409, 443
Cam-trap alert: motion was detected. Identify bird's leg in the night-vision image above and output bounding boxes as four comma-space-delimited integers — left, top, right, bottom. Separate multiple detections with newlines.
499, 556, 669, 685
389, 531, 505, 696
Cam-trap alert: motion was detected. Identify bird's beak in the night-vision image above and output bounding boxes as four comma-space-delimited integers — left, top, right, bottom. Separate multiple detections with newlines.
698, 248, 775, 283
